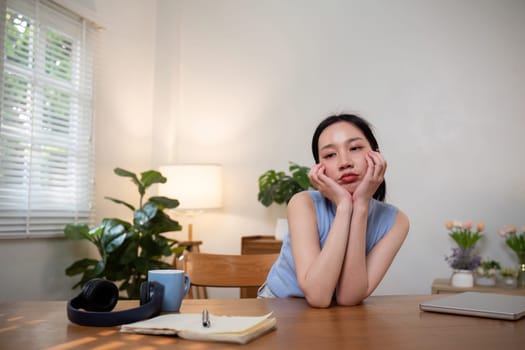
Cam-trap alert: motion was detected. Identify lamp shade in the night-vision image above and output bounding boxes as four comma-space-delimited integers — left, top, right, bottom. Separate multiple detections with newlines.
158, 164, 223, 210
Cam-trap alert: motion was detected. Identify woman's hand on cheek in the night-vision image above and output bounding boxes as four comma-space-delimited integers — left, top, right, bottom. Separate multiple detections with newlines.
353, 151, 386, 204
309, 164, 352, 207
308, 164, 328, 192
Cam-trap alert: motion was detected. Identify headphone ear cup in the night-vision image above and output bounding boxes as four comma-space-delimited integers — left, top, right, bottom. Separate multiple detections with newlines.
81, 279, 119, 312
139, 281, 152, 305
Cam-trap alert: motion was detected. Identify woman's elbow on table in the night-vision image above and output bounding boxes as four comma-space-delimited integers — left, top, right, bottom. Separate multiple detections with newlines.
304, 291, 333, 308
335, 288, 369, 306
336, 295, 366, 306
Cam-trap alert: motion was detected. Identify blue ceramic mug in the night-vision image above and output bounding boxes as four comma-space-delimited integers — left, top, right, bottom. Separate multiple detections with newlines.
148, 269, 191, 312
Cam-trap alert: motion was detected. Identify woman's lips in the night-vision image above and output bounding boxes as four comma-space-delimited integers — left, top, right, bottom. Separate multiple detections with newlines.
339, 174, 358, 184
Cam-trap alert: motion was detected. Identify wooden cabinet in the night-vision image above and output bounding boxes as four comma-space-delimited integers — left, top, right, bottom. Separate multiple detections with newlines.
241, 235, 283, 255
240, 235, 282, 297
431, 278, 525, 296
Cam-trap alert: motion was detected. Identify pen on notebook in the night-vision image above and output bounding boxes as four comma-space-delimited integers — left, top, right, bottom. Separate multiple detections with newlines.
202, 308, 211, 328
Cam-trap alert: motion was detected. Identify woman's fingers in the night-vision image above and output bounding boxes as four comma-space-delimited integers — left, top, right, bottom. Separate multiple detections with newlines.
368, 151, 386, 180
308, 164, 324, 189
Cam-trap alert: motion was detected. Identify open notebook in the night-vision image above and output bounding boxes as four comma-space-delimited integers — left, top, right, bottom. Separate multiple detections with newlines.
120, 312, 276, 344
420, 292, 525, 320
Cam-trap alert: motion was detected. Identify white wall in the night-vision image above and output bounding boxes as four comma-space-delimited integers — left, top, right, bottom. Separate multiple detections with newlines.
165, 0, 525, 296
1, 0, 524, 301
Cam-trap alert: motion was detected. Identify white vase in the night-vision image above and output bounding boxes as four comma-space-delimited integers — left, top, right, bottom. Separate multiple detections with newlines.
274, 218, 288, 240
451, 270, 474, 288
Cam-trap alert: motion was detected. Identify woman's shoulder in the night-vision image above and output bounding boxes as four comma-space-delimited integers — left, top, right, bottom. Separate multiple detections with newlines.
369, 200, 409, 234
288, 190, 323, 212
368, 200, 399, 225
369, 198, 397, 213
289, 190, 321, 203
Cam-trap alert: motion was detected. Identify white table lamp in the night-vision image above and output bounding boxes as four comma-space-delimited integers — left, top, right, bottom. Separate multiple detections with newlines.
158, 164, 223, 241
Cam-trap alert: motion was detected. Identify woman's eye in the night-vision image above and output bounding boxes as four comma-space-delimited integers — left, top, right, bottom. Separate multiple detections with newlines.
350, 146, 363, 151
322, 153, 335, 159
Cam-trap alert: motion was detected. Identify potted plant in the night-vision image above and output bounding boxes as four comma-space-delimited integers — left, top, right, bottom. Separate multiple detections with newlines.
257, 162, 312, 240
257, 162, 311, 207
443, 220, 484, 287
500, 267, 518, 288
64, 168, 185, 299
497, 224, 525, 287
475, 259, 501, 286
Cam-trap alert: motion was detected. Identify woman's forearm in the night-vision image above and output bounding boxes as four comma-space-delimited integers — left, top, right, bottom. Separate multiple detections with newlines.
298, 201, 352, 307
336, 202, 369, 305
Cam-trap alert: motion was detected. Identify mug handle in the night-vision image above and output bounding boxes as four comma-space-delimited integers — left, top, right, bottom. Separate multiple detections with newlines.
183, 275, 191, 296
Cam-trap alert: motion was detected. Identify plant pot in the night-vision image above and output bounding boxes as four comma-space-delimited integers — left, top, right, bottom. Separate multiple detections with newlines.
451, 269, 474, 288
502, 276, 518, 288
475, 276, 496, 287
274, 218, 288, 240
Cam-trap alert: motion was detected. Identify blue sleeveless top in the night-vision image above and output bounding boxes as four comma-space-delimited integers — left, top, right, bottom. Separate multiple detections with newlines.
264, 191, 398, 298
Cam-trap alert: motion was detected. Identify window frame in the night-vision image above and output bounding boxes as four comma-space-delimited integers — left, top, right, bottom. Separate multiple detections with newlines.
0, 0, 98, 239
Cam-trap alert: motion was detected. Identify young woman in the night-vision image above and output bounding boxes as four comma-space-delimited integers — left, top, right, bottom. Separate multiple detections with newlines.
258, 114, 409, 308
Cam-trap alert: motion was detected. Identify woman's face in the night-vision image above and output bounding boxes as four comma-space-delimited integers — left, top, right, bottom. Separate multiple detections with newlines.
317, 121, 372, 192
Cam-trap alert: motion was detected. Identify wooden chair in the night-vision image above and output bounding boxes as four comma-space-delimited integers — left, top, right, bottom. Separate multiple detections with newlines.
181, 252, 279, 298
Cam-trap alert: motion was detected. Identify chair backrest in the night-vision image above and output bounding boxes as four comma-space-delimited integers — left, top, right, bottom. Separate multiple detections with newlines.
182, 252, 278, 292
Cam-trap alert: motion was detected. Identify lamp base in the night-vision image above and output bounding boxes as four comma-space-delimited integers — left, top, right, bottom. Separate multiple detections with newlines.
188, 223, 193, 241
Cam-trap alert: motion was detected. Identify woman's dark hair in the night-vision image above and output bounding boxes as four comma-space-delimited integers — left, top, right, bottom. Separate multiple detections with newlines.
311, 114, 386, 202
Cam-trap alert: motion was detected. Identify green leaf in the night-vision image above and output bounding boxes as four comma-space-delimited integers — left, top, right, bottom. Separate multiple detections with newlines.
118, 240, 139, 264
258, 170, 283, 191
146, 210, 182, 234
141, 170, 167, 189
105, 196, 135, 211
142, 202, 158, 219
93, 259, 106, 276
290, 162, 311, 190
64, 223, 90, 240
88, 223, 106, 242
257, 190, 274, 207
134, 202, 158, 227
274, 176, 302, 204
449, 230, 483, 249
148, 196, 180, 210
65, 258, 99, 276
171, 245, 187, 256
99, 218, 130, 253
114, 167, 145, 196
114, 167, 140, 184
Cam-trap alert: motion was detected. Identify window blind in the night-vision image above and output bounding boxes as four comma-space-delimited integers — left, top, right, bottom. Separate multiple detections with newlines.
0, 0, 97, 238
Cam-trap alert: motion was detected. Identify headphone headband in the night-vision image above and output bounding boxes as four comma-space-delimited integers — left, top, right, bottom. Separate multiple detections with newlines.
67, 279, 164, 327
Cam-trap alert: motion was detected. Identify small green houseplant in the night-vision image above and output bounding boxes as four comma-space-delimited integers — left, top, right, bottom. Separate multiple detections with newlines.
475, 259, 501, 286
257, 162, 312, 207
64, 168, 185, 299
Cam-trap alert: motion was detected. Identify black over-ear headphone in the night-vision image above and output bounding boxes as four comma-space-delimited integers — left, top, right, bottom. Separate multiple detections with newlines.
67, 279, 164, 327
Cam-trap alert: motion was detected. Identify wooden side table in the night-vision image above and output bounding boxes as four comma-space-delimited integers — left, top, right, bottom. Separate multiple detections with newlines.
431, 278, 525, 296
240, 235, 282, 297
241, 235, 283, 254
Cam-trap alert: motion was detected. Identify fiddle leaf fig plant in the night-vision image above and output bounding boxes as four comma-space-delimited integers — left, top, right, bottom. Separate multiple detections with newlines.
64, 167, 185, 299
258, 162, 312, 207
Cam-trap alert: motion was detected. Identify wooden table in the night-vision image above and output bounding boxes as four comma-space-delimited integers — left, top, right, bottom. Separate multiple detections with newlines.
1, 296, 524, 349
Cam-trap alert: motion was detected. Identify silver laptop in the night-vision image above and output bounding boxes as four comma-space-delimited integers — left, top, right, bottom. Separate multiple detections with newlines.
419, 292, 525, 320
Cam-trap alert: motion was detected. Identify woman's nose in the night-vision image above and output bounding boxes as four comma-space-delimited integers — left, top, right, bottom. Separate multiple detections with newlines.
338, 153, 353, 170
